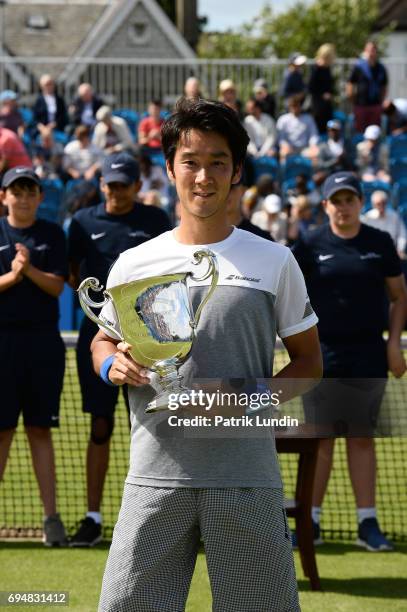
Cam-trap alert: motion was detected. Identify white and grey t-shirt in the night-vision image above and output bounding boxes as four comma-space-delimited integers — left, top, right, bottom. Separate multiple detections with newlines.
100, 228, 318, 488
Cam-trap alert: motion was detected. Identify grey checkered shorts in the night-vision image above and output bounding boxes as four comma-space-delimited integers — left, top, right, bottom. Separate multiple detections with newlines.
99, 484, 299, 612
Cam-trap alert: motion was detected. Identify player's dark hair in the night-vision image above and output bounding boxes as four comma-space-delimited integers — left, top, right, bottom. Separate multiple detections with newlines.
3, 178, 42, 193
161, 98, 249, 172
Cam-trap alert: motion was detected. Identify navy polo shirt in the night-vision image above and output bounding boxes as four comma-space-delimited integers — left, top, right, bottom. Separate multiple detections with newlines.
0, 217, 68, 328
68, 202, 171, 286
292, 223, 401, 342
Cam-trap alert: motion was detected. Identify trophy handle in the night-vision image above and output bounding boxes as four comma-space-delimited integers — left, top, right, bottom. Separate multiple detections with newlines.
189, 250, 219, 329
78, 277, 124, 342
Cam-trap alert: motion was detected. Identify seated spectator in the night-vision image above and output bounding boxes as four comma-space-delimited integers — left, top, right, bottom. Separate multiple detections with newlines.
184, 77, 202, 100
32, 74, 68, 135
139, 154, 169, 200
241, 174, 276, 217
362, 190, 407, 259
276, 94, 319, 160
0, 90, 24, 136
280, 53, 307, 104
63, 125, 102, 181
287, 195, 317, 243
244, 98, 277, 158
32, 126, 66, 181
251, 194, 288, 244
308, 44, 335, 134
0, 126, 32, 172
61, 180, 100, 233
218, 80, 243, 119
285, 173, 321, 208
317, 119, 353, 176
69, 83, 104, 130
253, 79, 276, 119
138, 100, 164, 151
356, 124, 389, 182
92, 105, 136, 154
226, 183, 274, 240
142, 190, 162, 207
382, 98, 407, 136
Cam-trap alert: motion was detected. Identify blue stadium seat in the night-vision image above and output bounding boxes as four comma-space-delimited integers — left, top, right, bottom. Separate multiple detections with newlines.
393, 178, 407, 209
149, 151, 166, 170
389, 158, 407, 183
332, 110, 347, 126
361, 180, 391, 212
388, 134, 407, 160
37, 177, 64, 223
282, 155, 312, 181
113, 109, 139, 139
19, 107, 34, 126
252, 156, 279, 181
53, 130, 70, 146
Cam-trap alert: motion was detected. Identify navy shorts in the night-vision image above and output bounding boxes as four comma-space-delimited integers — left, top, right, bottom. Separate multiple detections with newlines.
76, 318, 129, 417
302, 340, 388, 437
0, 328, 65, 431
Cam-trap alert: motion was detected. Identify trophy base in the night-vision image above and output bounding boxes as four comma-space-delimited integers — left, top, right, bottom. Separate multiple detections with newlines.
145, 387, 193, 413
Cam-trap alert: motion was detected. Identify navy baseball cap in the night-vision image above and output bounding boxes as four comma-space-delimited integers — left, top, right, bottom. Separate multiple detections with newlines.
322, 172, 362, 200
1, 166, 41, 189
102, 153, 140, 185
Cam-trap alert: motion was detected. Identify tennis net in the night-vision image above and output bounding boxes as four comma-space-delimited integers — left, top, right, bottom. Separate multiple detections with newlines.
1, 333, 406, 541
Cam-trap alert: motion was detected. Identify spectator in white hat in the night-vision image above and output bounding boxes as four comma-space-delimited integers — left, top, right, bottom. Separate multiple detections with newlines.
356, 124, 389, 182
251, 194, 288, 244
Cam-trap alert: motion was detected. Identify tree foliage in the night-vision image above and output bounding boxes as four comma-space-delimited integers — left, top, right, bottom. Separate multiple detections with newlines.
198, 0, 384, 59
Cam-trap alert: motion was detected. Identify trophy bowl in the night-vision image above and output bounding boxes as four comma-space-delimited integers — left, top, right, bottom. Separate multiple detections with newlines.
78, 249, 218, 413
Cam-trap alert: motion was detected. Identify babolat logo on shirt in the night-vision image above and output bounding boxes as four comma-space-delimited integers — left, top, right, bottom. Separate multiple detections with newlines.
128, 231, 151, 239
360, 252, 382, 260
226, 274, 261, 283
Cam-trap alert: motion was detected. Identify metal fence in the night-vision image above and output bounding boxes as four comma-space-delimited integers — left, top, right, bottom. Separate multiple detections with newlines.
1, 56, 407, 113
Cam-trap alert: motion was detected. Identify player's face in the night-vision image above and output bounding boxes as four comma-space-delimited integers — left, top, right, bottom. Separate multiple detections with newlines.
101, 180, 140, 215
2, 182, 42, 227
167, 129, 241, 223
323, 189, 363, 232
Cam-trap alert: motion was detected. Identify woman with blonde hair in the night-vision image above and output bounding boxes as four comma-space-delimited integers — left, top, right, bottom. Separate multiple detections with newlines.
309, 43, 336, 134
218, 79, 243, 119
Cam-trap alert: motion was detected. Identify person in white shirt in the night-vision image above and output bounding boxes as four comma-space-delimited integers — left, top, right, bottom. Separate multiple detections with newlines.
63, 125, 103, 181
276, 94, 319, 161
244, 98, 277, 158
362, 190, 407, 259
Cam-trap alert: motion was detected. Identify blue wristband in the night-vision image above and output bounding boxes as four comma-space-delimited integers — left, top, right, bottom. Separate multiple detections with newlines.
100, 354, 116, 386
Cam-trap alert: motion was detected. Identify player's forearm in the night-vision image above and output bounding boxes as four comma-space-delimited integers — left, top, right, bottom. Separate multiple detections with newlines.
24, 266, 65, 297
91, 334, 119, 375
273, 353, 323, 404
388, 294, 407, 345
0, 270, 22, 292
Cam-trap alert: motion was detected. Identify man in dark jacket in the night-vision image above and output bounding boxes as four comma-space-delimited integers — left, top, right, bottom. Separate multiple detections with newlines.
69, 83, 104, 130
32, 74, 68, 134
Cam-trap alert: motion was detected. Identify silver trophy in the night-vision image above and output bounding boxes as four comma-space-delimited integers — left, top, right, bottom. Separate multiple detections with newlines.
78, 250, 218, 413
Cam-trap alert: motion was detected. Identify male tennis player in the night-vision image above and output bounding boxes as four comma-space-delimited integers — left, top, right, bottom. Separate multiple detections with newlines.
0, 167, 68, 546
68, 152, 171, 546
92, 99, 322, 611
293, 171, 407, 551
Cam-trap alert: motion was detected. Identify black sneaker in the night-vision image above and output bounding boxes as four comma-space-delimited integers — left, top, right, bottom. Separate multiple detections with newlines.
69, 517, 102, 547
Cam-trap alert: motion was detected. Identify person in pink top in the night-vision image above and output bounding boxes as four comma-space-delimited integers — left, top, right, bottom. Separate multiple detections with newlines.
138, 100, 164, 151
0, 127, 32, 173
